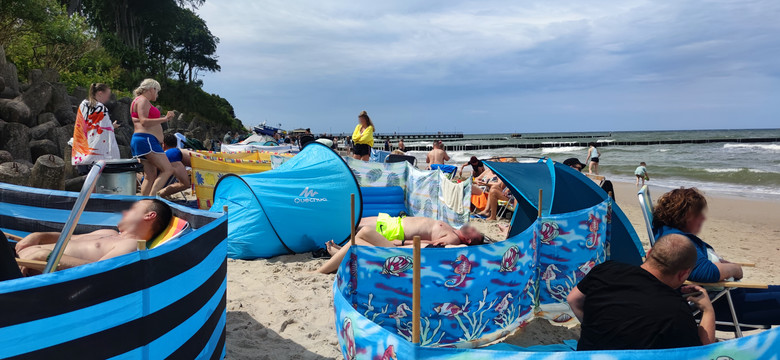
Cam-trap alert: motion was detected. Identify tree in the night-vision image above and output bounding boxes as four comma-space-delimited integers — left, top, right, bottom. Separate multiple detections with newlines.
172, 9, 220, 83
0, 0, 49, 46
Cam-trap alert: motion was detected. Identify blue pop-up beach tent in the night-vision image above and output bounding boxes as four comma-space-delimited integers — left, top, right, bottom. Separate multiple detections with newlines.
485, 158, 645, 265
211, 143, 362, 259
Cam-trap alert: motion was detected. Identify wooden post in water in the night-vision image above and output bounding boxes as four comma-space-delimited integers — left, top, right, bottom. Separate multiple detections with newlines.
537, 189, 543, 218
350, 194, 356, 246
412, 235, 421, 344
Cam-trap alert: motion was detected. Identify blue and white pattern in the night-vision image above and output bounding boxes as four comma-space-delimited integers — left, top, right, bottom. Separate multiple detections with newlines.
333, 198, 780, 359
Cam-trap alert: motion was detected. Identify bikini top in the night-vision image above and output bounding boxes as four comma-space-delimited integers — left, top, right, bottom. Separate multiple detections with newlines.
130, 96, 162, 119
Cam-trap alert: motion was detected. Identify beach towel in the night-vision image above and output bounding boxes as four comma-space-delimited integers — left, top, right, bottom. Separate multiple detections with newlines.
71, 100, 120, 165
439, 175, 465, 213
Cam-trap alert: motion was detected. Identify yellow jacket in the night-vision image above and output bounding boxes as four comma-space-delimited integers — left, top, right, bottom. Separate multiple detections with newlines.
352, 124, 374, 146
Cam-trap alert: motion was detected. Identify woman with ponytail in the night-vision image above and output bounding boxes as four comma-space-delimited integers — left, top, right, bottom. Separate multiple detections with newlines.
130, 78, 175, 196
351, 110, 375, 161
71, 83, 120, 172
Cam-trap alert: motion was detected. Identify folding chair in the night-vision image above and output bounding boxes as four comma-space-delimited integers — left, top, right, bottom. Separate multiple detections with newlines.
496, 194, 515, 219
636, 185, 768, 337
385, 154, 417, 166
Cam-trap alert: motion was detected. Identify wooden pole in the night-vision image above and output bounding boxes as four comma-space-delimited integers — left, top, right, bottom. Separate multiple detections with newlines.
3, 232, 22, 241
350, 193, 356, 246
137, 240, 147, 251
537, 189, 543, 218
412, 235, 421, 344
223, 205, 228, 213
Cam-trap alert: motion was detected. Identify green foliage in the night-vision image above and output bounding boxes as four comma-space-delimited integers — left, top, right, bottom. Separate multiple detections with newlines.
1, 0, 241, 131
157, 79, 243, 129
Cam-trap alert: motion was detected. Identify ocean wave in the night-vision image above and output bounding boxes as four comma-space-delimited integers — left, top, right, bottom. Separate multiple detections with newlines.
540, 146, 586, 154
723, 143, 780, 152
597, 139, 615, 143
703, 168, 769, 174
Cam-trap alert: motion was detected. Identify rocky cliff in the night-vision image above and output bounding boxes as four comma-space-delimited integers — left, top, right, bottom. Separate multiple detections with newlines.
0, 45, 240, 191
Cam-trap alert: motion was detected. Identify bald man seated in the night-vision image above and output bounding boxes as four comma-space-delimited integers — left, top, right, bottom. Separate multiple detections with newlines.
567, 234, 716, 350
12, 199, 172, 275
316, 214, 484, 274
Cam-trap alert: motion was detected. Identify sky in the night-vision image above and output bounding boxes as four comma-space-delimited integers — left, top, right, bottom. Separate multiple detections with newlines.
196, 0, 780, 134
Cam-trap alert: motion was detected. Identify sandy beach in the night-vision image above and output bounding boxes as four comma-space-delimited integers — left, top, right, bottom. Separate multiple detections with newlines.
224, 180, 780, 359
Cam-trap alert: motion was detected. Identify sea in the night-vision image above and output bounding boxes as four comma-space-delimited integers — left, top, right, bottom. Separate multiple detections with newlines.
400, 129, 780, 200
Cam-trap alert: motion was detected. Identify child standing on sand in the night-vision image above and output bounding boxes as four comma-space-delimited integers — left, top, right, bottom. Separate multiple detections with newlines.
635, 162, 650, 186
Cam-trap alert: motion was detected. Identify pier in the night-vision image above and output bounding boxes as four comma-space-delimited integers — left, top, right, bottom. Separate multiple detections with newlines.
386, 136, 780, 152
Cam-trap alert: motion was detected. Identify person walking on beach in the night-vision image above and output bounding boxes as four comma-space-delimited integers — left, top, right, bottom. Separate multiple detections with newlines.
71, 83, 120, 173
130, 78, 175, 196
351, 111, 375, 161
586, 142, 600, 175
635, 162, 650, 186
426, 140, 450, 168
398, 138, 406, 152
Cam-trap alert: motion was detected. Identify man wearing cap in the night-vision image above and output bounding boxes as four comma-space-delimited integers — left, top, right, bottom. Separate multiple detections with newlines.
563, 158, 587, 172
459, 156, 485, 178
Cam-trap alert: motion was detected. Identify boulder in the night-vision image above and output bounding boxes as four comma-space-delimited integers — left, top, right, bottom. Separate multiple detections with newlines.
31, 119, 60, 139
30, 154, 65, 190
0, 98, 33, 126
45, 124, 73, 158
110, 99, 131, 127
28, 69, 43, 84
30, 139, 58, 162
41, 68, 59, 83
115, 125, 133, 147
37, 112, 57, 127
0, 76, 5, 92
118, 145, 132, 159
65, 175, 86, 191
47, 83, 75, 125
21, 81, 53, 119
0, 48, 20, 98
0, 162, 31, 186
15, 159, 34, 169
69, 95, 79, 106
0, 122, 31, 162
0, 150, 12, 164
72, 86, 87, 101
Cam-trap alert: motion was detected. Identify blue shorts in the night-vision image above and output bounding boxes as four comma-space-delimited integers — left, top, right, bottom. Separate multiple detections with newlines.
131, 133, 164, 157
165, 148, 182, 163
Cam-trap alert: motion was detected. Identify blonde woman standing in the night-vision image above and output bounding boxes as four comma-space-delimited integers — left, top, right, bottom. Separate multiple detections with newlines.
130, 79, 175, 196
351, 110, 374, 161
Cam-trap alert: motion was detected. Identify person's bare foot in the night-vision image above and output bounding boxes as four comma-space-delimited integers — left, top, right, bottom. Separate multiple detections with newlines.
326, 240, 342, 256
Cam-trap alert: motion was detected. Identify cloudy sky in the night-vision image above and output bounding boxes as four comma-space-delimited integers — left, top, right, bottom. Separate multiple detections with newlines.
197, 0, 780, 134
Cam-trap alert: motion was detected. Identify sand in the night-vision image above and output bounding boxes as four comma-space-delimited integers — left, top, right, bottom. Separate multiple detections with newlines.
225, 181, 780, 359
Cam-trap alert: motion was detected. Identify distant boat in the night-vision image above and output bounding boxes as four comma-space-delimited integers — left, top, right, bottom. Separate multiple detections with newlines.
253, 121, 285, 136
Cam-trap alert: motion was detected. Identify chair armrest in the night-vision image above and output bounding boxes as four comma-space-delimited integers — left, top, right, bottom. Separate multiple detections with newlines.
685, 280, 768, 289
16, 259, 47, 271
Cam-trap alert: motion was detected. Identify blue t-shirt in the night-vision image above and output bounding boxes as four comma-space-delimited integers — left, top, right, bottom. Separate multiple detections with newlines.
654, 226, 721, 283
165, 148, 182, 163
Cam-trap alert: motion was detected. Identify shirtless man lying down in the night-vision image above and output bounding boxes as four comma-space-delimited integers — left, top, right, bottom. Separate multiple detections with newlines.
14, 199, 172, 273
316, 214, 484, 274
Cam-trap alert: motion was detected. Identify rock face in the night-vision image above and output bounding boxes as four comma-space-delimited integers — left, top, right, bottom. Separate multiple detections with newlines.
45, 124, 73, 158
30, 139, 58, 162
0, 150, 12, 164
0, 122, 32, 162
30, 119, 60, 140
21, 81, 53, 120
30, 155, 65, 190
0, 162, 31, 186
0, 98, 32, 126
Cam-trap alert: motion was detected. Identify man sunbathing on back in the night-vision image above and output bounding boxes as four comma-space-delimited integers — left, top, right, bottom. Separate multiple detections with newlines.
316, 214, 484, 274
13, 199, 172, 274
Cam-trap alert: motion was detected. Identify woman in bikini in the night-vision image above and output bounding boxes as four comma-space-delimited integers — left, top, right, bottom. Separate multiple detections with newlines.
130, 79, 175, 196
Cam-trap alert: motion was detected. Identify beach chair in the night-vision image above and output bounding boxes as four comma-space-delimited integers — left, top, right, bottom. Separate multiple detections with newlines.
636, 185, 769, 337
585, 173, 605, 186
497, 195, 516, 219
385, 154, 417, 166
430, 164, 458, 179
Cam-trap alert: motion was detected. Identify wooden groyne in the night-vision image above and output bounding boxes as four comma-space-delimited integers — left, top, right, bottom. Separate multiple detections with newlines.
511, 133, 612, 139
372, 132, 463, 140
389, 137, 780, 152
